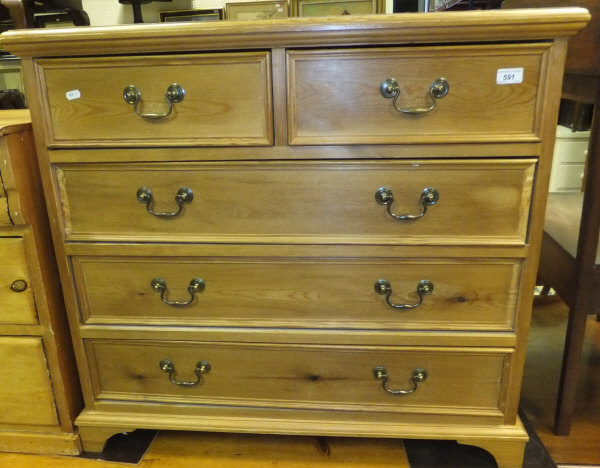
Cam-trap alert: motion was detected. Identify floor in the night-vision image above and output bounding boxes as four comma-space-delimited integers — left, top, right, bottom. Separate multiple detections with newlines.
521, 295, 600, 467
0, 296, 597, 467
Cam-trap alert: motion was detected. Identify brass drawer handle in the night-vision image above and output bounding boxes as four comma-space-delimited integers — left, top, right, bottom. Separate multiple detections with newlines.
123, 83, 185, 119
373, 366, 427, 395
375, 187, 439, 221
10, 279, 28, 293
380, 78, 449, 114
374, 279, 433, 309
159, 359, 211, 387
151, 277, 205, 306
137, 187, 193, 217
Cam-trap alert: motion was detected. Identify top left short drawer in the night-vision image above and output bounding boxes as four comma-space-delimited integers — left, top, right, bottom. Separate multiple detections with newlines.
34, 52, 273, 147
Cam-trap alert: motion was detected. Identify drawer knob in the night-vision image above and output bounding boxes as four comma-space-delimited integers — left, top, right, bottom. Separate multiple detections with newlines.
159, 359, 211, 387
380, 77, 449, 115
374, 279, 433, 309
151, 277, 205, 306
137, 187, 193, 217
375, 187, 439, 221
373, 366, 427, 395
10, 279, 28, 293
123, 83, 185, 119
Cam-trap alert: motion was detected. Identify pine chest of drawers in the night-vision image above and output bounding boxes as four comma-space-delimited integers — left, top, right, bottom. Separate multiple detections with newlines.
1, 9, 589, 467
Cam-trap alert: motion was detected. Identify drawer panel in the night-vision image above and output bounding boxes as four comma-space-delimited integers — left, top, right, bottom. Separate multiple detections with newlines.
0, 337, 58, 426
288, 44, 546, 145
74, 256, 521, 331
55, 159, 535, 245
87, 339, 510, 416
36, 53, 272, 146
0, 236, 38, 324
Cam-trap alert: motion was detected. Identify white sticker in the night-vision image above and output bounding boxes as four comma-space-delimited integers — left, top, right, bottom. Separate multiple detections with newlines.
66, 89, 81, 100
497, 68, 523, 85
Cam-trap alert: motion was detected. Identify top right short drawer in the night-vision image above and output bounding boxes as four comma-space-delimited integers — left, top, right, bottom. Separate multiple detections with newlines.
287, 44, 547, 145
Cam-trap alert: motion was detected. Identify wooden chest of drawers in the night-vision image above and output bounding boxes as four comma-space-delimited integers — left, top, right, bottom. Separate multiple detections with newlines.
0, 111, 81, 454
1, 9, 589, 467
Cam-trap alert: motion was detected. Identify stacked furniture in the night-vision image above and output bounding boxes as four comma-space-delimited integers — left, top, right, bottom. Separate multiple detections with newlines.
1, 9, 588, 467
0, 110, 81, 454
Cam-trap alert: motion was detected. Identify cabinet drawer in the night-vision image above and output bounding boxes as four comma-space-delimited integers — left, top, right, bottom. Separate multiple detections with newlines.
74, 256, 521, 331
56, 159, 535, 245
288, 44, 545, 145
0, 337, 58, 426
87, 339, 510, 416
0, 236, 37, 324
36, 52, 272, 146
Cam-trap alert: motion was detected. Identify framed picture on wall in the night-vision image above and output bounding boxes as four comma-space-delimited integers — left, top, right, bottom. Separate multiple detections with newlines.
226, 1, 289, 20
159, 9, 224, 22
291, 0, 382, 16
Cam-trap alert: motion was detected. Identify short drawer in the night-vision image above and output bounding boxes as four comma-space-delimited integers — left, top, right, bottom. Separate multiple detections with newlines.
87, 339, 510, 416
55, 158, 535, 245
0, 336, 58, 426
36, 52, 272, 146
0, 236, 37, 325
288, 44, 546, 145
73, 256, 521, 331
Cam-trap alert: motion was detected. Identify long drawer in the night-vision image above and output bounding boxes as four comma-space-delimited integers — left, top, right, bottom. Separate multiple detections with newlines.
73, 256, 521, 331
86, 339, 510, 416
0, 236, 37, 325
288, 44, 546, 145
35, 52, 272, 146
55, 159, 536, 245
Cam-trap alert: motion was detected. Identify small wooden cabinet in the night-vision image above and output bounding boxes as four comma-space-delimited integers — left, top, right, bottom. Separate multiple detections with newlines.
1, 10, 589, 467
0, 111, 81, 454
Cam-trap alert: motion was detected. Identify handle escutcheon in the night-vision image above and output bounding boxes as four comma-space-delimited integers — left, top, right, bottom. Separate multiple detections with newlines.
375, 279, 433, 309
376, 187, 439, 221
137, 187, 193, 217
123, 83, 185, 119
380, 78, 449, 115
151, 277, 205, 306
159, 359, 211, 387
373, 366, 427, 395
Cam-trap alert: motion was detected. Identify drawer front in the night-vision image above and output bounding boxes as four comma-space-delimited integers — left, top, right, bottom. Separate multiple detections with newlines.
0, 337, 58, 426
56, 159, 535, 245
0, 236, 38, 324
74, 256, 521, 331
288, 44, 546, 145
87, 339, 509, 416
36, 53, 272, 146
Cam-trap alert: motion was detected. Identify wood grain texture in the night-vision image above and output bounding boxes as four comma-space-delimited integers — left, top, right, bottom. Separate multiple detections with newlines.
73, 256, 521, 331
0, 9, 590, 57
0, 337, 58, 426
288, 44, 546, 145
0, 236, 37, 324
85, 339, 510, 416
55, 159, 536, 245
36, 53, 272, 147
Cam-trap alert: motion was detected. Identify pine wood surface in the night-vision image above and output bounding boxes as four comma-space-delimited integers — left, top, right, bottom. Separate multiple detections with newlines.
36, 53, 272, 146
287, 44, 545, 145
0, 432, 411, 468
73, 256, 520, 330
55, 159, 535, 245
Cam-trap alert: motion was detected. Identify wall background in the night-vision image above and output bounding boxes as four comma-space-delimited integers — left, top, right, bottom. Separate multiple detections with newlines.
80, 0, 393, 26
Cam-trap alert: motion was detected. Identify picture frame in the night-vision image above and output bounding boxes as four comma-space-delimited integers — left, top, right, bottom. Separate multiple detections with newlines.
291, 0, 382, 16
225, 1, 289, 20
159, 9, 224, 23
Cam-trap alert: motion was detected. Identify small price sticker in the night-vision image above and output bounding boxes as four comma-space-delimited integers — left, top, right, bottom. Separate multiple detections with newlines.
497, 68, 523, 85
66, 89, 81, 100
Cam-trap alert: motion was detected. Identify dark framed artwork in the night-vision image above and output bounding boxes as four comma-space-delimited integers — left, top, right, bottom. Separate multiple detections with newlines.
159, 9, 224, 22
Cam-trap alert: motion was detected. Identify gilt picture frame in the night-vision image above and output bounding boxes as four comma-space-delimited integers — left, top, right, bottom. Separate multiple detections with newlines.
225, 1, 289, 20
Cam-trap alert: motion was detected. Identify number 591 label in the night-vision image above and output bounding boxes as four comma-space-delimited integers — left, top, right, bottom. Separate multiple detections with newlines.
497, 68, 524, 85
